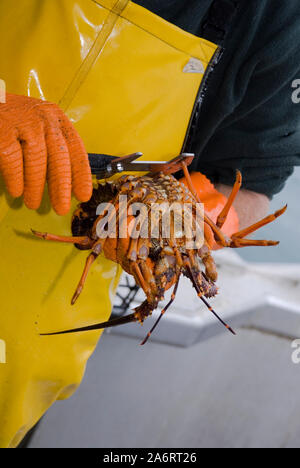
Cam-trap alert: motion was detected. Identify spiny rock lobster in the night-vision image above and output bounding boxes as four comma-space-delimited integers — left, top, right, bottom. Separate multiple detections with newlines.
33, 157, 286, 344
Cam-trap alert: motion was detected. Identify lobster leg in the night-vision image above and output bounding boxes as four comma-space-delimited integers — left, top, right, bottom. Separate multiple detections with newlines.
139, 259, 157, 300
123, 200, 149, 262
184, 256, 235, 335
137, 215, 161, 298
71, 240, 103, 305
181, 161, 286, 249
138, 209, 176, 303
180, 162, 230, 247
216, 170, 242, 228
127, 209, 156, 298
231, 205, 287, 239
186, 251, 214, 296
203, 215, 230, 247
198, 246, 218, 282
168, 211, 183, 267
131, 259, 160, 310
32, 230, 92, 247
228, 238, 279, 248
140, 276, 180, 345
126, 209, 149, 262
114, 203, 135, 266
137, 218, 150, 258
127, 237, 138, 261
132, 263, 151, 295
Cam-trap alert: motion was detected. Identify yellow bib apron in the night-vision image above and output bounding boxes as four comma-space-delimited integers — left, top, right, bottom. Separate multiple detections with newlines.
0, 0, 218, 447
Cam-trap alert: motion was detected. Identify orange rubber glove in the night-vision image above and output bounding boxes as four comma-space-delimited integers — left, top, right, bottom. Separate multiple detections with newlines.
0, 93, 93, 215
180, 172, 239, 250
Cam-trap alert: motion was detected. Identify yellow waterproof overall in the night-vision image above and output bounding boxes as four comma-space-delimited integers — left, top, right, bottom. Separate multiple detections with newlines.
0, 0, 218, 447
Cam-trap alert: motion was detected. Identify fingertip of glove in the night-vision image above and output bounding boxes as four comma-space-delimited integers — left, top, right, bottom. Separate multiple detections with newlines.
53, 204, 70, 216
8, 187, 24, 199
73, 179, 93, 203
77, 188, 93, 203
24, 199, 41, 211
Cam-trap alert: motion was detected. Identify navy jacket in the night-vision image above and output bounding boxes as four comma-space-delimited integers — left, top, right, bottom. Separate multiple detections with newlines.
136, 0, 300, 198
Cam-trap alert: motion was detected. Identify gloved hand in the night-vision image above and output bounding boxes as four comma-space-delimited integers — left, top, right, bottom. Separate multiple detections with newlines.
0, 93, 93, 215
180, 172, 239, 250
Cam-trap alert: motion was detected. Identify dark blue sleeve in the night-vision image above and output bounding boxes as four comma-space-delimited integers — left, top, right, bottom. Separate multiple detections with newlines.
195, 1, 300, 198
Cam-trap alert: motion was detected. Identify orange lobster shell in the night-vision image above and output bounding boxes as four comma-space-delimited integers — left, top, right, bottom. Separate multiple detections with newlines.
33, 159, 286, 344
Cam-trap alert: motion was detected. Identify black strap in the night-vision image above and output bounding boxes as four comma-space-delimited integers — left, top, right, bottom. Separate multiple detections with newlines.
88, 153, 116, 174
200, 0, 240, 45
181, 0, 241, 156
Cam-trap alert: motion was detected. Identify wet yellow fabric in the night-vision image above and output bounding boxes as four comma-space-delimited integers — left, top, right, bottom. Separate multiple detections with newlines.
0, 0, 217, 447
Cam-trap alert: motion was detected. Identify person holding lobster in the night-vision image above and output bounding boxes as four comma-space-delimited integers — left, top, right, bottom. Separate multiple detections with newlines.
0, 0, 299, 448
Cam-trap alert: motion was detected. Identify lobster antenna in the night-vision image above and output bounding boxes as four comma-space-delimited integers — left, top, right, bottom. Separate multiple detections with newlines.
200, 295, 236, 335
186, 264, 236, 335
140, 277, 180, 346
39, 312, 139, 336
